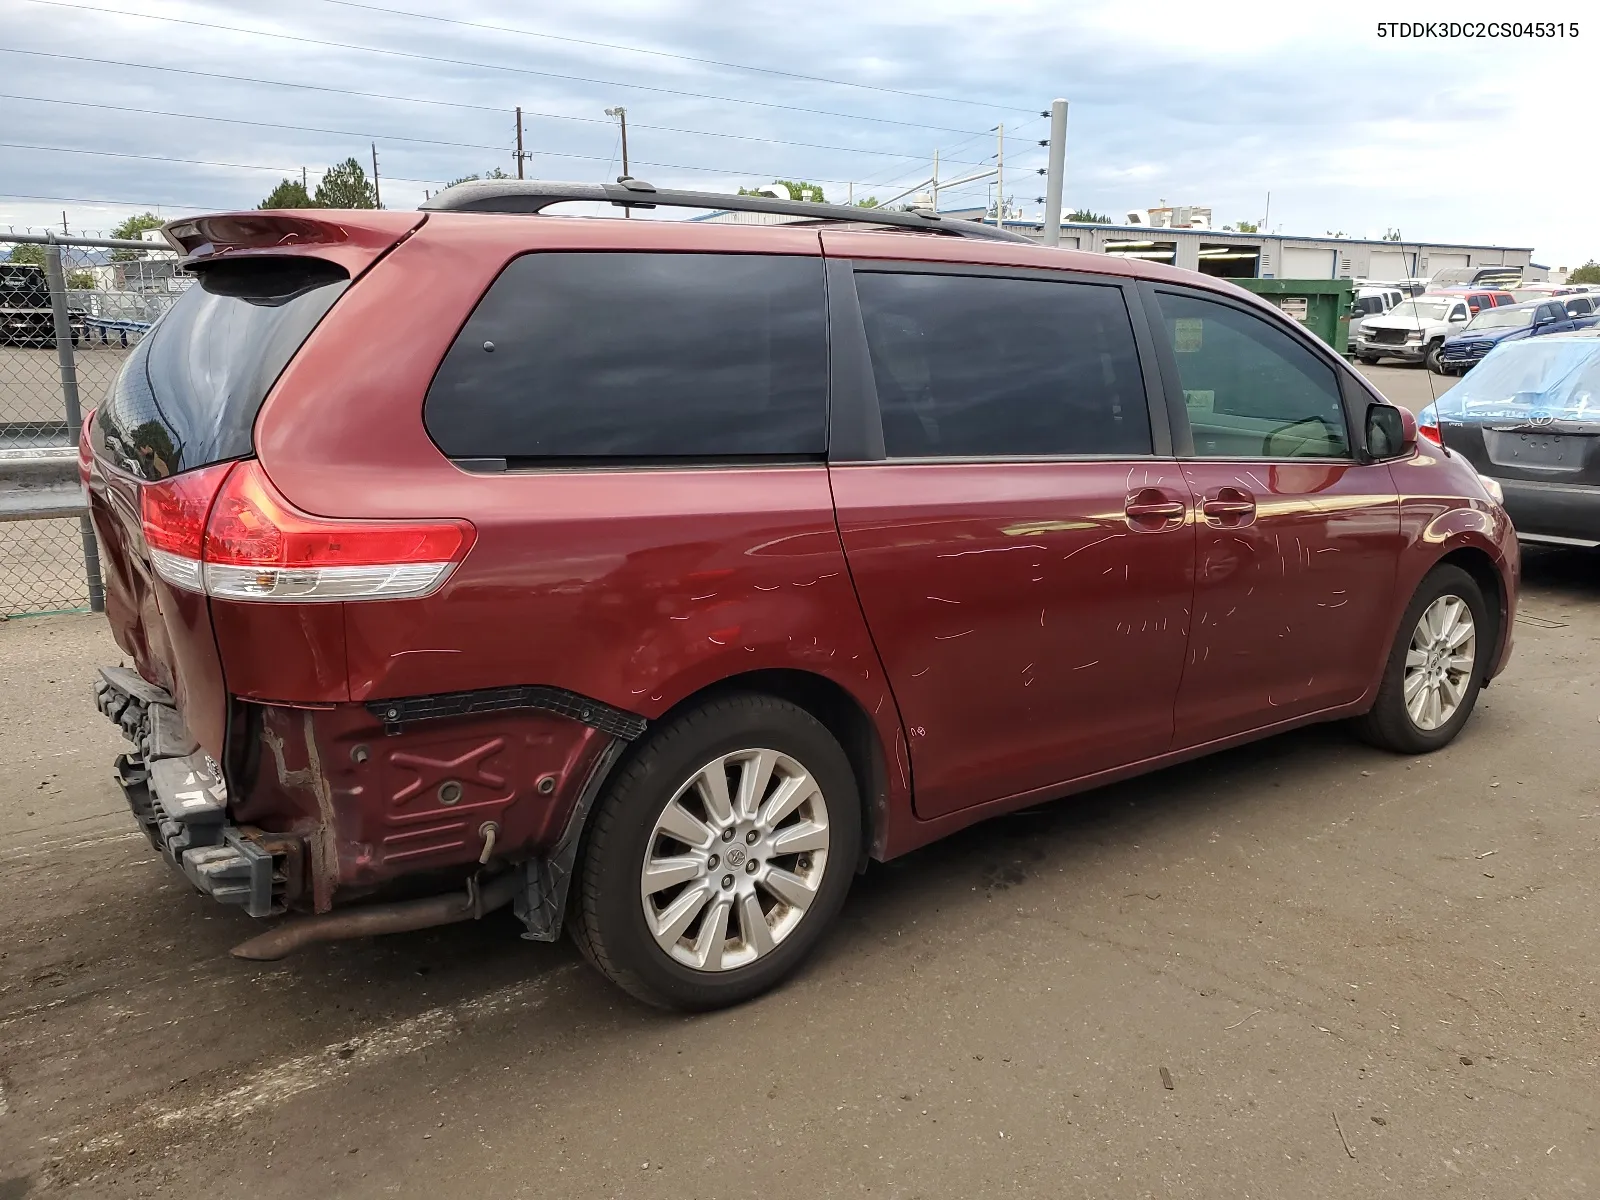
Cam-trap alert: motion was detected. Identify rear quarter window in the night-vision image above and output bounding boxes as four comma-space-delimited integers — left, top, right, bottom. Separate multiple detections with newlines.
423, 252, 828, 462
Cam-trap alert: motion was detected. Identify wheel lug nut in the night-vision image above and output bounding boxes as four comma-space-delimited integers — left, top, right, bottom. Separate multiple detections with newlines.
746, 830, 759, 845
721, 874, 734, 890
745, 859, 759, 874
721, 828, 734, 842
707, 854, 719, 870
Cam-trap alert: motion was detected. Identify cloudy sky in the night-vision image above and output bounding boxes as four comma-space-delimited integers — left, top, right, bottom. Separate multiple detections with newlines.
2, 0, 1594, 267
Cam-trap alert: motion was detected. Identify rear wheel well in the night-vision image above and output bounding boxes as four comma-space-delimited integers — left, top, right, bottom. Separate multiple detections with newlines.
1436, 547, 1503, 679
654, 670, 889, 866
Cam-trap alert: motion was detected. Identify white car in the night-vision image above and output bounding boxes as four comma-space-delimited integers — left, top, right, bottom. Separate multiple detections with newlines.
1354, 295, 1470, 370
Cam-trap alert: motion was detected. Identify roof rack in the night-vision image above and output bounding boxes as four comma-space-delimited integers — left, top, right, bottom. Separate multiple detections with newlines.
419, 177, 1034, 244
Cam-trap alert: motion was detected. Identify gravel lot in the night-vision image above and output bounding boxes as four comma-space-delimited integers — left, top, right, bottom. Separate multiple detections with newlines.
1, 363, 1596, 1200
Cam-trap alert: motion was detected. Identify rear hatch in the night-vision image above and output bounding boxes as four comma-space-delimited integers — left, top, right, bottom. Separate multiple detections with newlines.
1433, 335, 1600, 487
84, 210, 423, 756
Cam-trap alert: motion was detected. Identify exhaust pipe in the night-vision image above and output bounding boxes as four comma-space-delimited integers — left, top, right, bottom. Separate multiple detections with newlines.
230, 871, 522, 961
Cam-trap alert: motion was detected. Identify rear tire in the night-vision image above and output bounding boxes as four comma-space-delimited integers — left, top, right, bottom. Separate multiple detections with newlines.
1353, 565, 1490, 753
569, 693, 860, 1010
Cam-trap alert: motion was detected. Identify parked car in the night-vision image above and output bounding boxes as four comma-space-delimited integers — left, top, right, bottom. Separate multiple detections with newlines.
1355, 294, 1472, 370
1422, 330, 1600, 546
1347, 285, 1405, 353
82, 185, 1518, 1009
1428, 287, 1518, 315
1439, 298, 1600, 373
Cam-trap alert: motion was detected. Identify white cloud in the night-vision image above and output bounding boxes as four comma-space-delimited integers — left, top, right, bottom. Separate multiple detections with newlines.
0, 0, 1593, 265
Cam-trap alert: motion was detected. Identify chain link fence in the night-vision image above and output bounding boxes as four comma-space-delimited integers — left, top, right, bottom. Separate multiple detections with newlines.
0, 233, 184, 617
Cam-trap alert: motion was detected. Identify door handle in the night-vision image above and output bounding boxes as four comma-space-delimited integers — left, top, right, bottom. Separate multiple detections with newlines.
1202, 487, 1256, 525
1124, 488, 1187, 530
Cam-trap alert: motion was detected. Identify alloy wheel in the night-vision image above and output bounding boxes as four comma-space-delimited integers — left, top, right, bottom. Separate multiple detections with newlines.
639, 748, 830, 972
1403, 594, 1476, 732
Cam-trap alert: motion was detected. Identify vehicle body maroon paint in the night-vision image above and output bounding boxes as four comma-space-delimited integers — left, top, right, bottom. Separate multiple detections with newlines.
83, 194, 1519, 1004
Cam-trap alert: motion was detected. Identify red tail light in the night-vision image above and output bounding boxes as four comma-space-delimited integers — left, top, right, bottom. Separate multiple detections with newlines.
1418, 419, 1442, 446
77, 409, 97, 485
141, 460, 474, 602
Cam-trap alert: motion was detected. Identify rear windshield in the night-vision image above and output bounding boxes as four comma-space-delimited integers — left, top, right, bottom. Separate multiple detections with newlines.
94, 258, 347, 481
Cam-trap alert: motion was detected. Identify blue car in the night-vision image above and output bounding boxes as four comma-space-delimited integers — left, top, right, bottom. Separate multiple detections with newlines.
1421, 331, 1600, 546
1439, 296, 1600, 374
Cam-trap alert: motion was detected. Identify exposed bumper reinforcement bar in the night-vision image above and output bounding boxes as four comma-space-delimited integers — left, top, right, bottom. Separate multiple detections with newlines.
96, 665, 302, 918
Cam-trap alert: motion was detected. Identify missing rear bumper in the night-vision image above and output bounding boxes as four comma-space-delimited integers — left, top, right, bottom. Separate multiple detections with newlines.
98, 666, 303, 917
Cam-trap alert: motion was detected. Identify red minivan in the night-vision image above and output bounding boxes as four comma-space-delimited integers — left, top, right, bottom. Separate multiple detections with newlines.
84, 183, 1518, 1009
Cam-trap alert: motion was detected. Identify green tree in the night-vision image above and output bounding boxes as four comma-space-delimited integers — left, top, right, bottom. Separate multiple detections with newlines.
1567, 261, 1600, 285
67, 269, 95, 289
853, 196, 880, 208
110, 212, 164, 261
741, 180, 825, 203
6, 243, 46, 267
443, 167, 512, 189
1065, 209, 1110, 224
314, 158, 380, 209
1234, 219, 1259, 233
258, 179, 320, 209
1383, 227, 1403, 242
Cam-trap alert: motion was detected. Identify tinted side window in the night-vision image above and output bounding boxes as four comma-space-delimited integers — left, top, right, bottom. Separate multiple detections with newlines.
1567, 297, 1592, 315
424, 253, 826, 461
1157, 291, 1350, 459
854, 272, 1151, 458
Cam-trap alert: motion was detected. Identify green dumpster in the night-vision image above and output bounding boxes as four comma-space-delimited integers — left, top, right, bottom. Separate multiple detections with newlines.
1233, 278, 1355, 356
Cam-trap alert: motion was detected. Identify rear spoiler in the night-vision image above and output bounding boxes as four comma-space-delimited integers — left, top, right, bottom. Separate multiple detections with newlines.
161, 211, 426, 278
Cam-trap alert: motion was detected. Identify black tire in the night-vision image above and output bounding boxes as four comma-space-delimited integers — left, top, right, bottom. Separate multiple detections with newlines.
1425, 340, 1445, 373
1353, 565, 1491, 753
1357, 355, 1380, 366
569, 692, 861, 1010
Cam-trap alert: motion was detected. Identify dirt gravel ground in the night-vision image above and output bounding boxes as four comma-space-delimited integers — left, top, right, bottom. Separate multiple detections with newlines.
2, 356, 1597, 1198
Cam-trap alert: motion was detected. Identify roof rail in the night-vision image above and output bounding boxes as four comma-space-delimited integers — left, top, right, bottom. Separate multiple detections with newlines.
419, 177, 1033, 244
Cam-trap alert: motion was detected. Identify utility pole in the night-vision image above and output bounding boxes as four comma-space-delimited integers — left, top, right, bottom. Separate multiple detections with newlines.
932, 148, 940, 212
302, 166, 307, 192
371, 143, 382, 208
1041, 99, 1068, 247
61, 211, 68, 235
515, 106, 527, 179
994, 124, 1005, 229
605, 106, 629, 216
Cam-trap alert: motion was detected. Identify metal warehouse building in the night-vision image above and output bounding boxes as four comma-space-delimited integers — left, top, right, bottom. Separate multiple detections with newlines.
696, 207, 1536, 282
978, 215, 1536, 282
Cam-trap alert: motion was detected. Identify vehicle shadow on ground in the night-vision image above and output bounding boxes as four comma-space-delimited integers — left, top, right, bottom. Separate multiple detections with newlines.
1519, 545, 1600, 600
253, 718, 1391, 1028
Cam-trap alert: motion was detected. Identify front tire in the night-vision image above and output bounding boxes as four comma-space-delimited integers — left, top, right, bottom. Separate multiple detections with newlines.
1425, 340, 1445, 373
569, 693, 861, 1010
1353, 565, 1490, 753
1357, 354, 1380, 366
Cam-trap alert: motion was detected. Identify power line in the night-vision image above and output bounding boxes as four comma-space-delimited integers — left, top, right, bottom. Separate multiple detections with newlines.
0, 99, 910, 190
317, 0, 1038, 115
0, 192, 216, 212
0, 140, 448, 186
22, 1, 993, 137
0, 49, 991, 170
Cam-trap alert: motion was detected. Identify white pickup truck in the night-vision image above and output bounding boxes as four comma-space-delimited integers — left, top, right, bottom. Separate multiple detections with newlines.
1354, 294, 1470, 371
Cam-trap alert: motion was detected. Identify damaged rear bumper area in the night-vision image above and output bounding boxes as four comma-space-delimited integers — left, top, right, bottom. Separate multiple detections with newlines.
96, 666, 301, 918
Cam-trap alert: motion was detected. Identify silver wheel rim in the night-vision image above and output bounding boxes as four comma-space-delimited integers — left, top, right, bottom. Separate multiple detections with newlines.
1403, 594, 1476, 732
640, 748, 830, 972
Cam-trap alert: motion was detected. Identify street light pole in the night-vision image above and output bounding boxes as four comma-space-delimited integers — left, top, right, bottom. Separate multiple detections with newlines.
605, 106, 630, 217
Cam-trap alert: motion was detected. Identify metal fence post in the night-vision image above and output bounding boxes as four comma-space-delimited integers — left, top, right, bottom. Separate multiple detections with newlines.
43, 237, 105, 612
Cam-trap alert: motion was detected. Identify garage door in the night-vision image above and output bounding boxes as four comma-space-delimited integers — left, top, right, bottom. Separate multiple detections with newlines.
1368, 250, 1413, 279
1280, 247, 1335, 279
1429, 252, 1469, 278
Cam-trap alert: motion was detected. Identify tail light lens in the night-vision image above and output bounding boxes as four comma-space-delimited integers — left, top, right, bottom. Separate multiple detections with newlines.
77, 409, 97, 485
1416, 404, 1442, 447
141, 460, 474, 602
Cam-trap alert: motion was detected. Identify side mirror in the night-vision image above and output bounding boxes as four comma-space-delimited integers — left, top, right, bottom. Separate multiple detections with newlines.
1365, 402, 1415, 459
1449, 312, 1467, 323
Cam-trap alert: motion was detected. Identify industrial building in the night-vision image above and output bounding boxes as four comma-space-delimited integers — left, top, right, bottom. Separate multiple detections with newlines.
941, 207, 1539, 282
